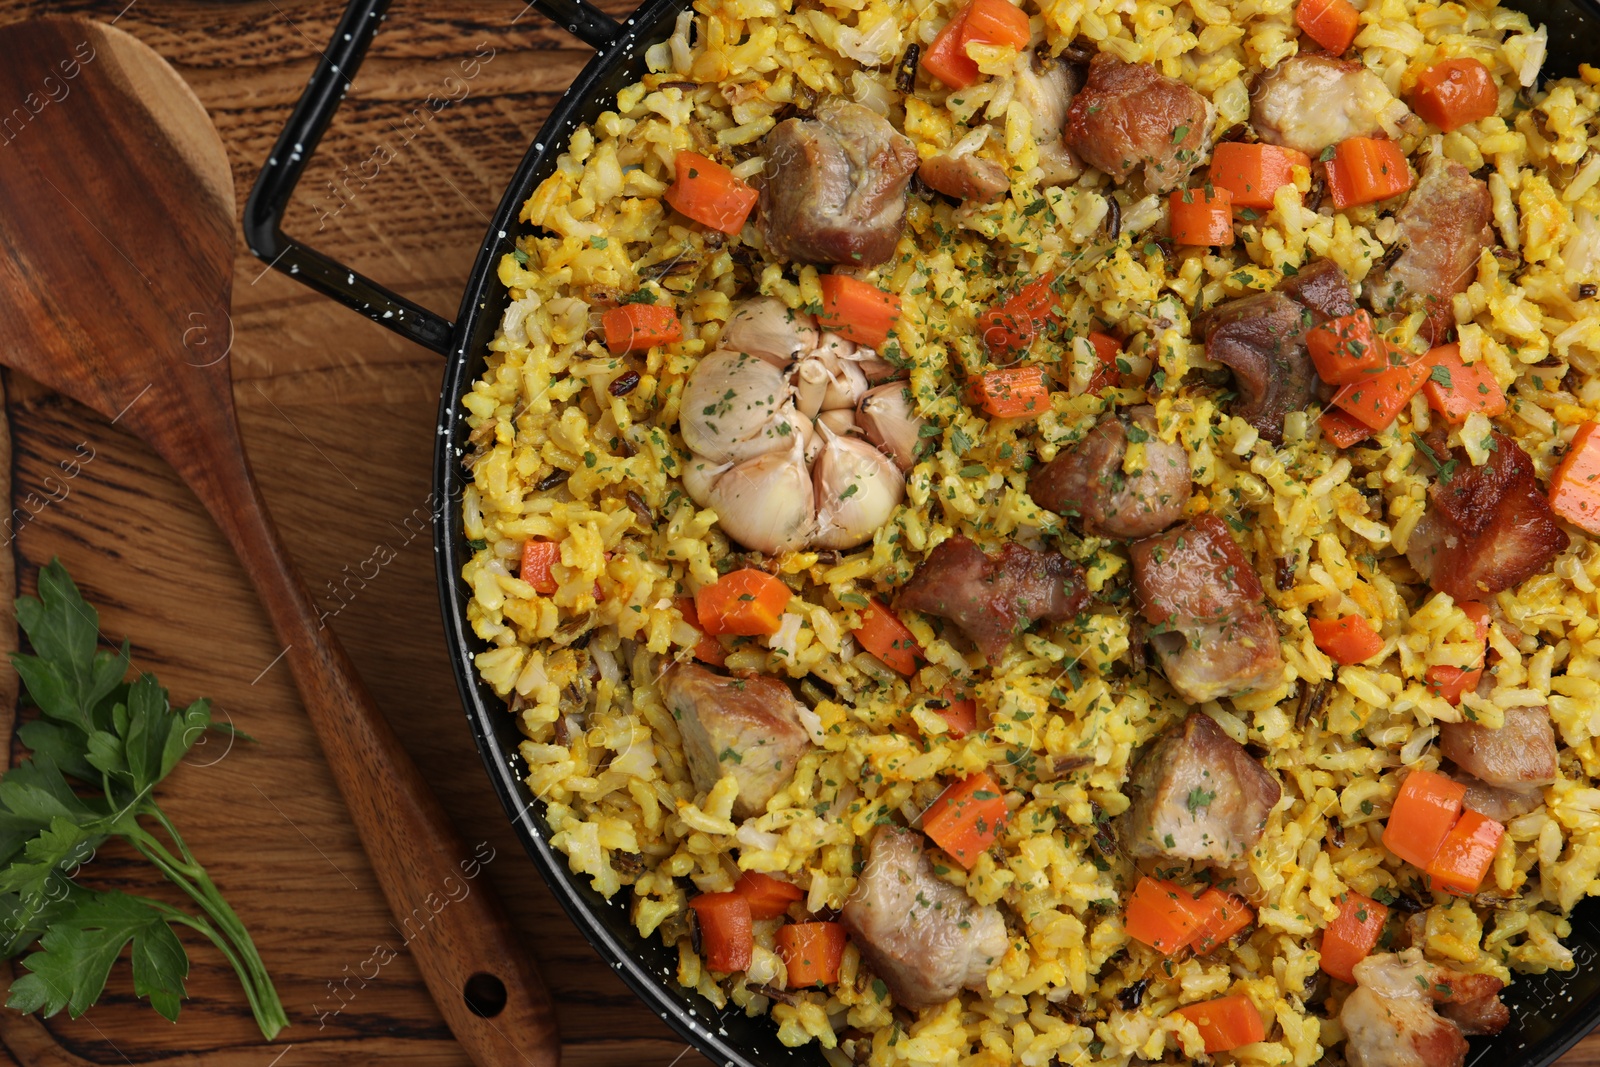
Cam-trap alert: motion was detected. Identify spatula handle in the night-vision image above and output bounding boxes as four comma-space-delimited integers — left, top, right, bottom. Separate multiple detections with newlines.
192, 449, 559, 1067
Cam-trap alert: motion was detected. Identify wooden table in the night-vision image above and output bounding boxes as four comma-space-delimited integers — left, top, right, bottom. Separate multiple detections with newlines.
0, 1, 1589, 1065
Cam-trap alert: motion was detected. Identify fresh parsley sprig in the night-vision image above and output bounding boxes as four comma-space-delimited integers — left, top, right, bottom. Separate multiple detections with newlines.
0, 561, 286, 1039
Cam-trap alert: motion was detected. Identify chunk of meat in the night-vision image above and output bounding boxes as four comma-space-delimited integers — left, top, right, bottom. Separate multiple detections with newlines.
1198, 259, 1355, 443
1340, 951, 1507, 1067
918, 151, 1010, 204
1441, 703, 1558, 790
1251, 55, 1418, 156
1065, 53, 1213, 193
1129, 514, 1285, 703
897, 535, 1088, 660
1365, 154, 1493, 344
1014, 56, 1083, 187
1121, 713, 1281, 864
841, 825, 1008, 1010
658, 664, 813, 819
1459, 771, 1545, 821
759, 99, 919, 267
1405, 434, 1569, 601
1028, 406, 1191, 538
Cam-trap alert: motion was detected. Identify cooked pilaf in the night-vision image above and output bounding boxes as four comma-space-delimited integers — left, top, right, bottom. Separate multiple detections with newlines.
459, 0, 1600, 1061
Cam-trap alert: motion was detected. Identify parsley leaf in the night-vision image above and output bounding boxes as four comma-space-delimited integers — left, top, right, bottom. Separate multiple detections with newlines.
0, 561, 286, 1038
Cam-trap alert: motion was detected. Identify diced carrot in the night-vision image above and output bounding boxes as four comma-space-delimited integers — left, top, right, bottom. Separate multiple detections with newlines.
695, 569, 793, 637
1426, 809, 1505, 895
664, 151, 759, 235
921, 770, 1008, 869
1309, 614, 1385, 665
936, 693, 979, 738
1189, 889, 1254, 955
1319, 891, 1389, 984
1173, 993, 1266, 1053
1425, 665, 1484, 705
676, 596, 727, 666
689, 891, 753, 972
733, 871, 806, 920
603, 303, 681, 354
775, 922, 847, 987
1410, 58, 1499, 133
978, 275, 1060, 357
1421, 343, 1506, 423
960, 0, 1032, 50
1169, 186, 1234, 246
1382, 769, 1467, 869
1307, 310, 1388, 385
1319, 407, 1376, 448
520, 539, 561, 595
1330, 357, 1428, 431
1549, 420, 1600, 535
920, 9, 981, 89
967, 365, 1051, 419
817, 275, 902, 348
1085, 331, 1124, 392
1325, 137, 1414, 209
1124, 877, 1207, 954
1295, 0, 1361, 54
853, 598, 922, 675
1209, 143, 1312, 210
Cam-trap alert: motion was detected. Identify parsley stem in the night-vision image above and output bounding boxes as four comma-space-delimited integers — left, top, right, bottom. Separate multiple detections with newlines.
129, 821, 288, 1040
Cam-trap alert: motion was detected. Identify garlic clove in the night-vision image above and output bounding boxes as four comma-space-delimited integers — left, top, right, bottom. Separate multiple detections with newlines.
722, 296, 820, 368
821, 355, 869, 411
793, 357, 831, 420
817, 408, 859, 436
680, 349, 802, 465
857, 381, 926, 472
816, 331, 859, 364
706, 435, 816, 555
812, 423, 905, 550
682, 454, 732, 506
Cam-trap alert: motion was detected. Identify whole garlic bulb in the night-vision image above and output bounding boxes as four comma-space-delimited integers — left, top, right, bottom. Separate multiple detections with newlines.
722, 297, 820, 368
680, 349, 804, 465
856, 381, 925, 472
812, 424, 905, 550
705, 435, 815, 554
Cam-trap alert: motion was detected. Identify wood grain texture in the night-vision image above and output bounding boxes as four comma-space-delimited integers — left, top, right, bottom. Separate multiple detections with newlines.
0, 2, 1583, 1067
0, 13, 561, 1067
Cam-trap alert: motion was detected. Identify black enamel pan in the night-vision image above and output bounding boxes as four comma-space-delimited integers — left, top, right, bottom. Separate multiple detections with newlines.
243, 1, 1600, 1063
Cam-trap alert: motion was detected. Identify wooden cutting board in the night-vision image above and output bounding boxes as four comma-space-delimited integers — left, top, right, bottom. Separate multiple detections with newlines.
0, 2, 1589, 1066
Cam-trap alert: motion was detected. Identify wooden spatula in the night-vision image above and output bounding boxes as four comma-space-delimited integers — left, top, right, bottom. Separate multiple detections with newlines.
0, 17, 559, 1066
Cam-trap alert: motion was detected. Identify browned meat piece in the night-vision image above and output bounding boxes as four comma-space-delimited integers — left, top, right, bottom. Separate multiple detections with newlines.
1027, 406, 1191, 538
1441, 703, 1558, 791
1065, 54, 1212, 193
1365, 155, 1493, 344
1015, 56, 1083, 187
918, 151, 1010, 203
658, 664, 813, 819
1130, 514, 1284, 703
897, 535, 1088, 660
1278, 257, 1359, 320
1251, 55, 1417, 156
759, 99, 919, 267
1405, 434, 1568, 602
841, 825, 1008, 1010
1459, 771, 1545, 821
1198, 259, 1356, 443
1340, 952, 1508, 1067
1121, 713, 1281, 864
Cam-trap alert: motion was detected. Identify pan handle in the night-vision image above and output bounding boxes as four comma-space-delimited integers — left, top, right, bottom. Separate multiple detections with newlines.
242, 0, 625, 354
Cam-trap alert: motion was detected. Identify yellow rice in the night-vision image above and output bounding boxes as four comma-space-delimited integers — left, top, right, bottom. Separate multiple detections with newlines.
458, 0, 1600, 1061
